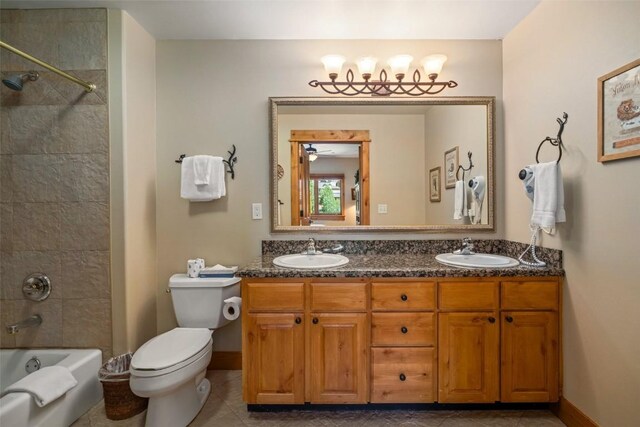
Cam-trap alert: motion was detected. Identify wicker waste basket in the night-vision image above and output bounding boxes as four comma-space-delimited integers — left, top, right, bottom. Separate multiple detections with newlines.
98, 353, 148, 420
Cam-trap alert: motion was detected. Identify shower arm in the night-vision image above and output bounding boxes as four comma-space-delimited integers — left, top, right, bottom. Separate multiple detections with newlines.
0, 40, 96, 92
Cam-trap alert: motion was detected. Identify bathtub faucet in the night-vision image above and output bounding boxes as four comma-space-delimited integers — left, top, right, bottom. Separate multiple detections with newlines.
6, 314, 42, 335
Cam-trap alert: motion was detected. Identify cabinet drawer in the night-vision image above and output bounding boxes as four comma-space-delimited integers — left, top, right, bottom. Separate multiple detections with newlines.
371, 313, 434, 346
502, 281, 559, 310
439, 282, 498, 310
371, 282, 435, 311
310, 282, 367, 312
371, 347, 434, 403
245, 282, 304, 311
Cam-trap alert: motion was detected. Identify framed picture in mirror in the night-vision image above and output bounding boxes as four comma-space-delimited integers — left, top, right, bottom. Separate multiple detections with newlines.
444, 146, 459, 188
429, 167, 441, 202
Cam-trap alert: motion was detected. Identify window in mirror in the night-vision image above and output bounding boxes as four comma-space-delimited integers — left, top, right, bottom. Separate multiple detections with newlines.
310, 174, 345, 220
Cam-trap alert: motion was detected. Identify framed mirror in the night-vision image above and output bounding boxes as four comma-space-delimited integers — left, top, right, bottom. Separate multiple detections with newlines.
270, 97, 495, 232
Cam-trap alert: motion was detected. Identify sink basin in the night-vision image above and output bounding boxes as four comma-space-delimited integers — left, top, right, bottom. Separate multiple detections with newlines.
435, 253, 519, 268
273, 253, 349, 269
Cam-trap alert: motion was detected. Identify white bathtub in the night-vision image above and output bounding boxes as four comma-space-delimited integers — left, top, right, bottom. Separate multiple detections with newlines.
0, 349, 103, 427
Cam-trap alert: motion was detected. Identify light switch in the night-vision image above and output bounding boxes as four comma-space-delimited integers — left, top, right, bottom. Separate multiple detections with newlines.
378, 204, 388, 214
252, 203, 263, 220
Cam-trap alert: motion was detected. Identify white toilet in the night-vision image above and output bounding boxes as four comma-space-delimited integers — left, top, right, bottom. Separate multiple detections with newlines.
130, 274, 241, 427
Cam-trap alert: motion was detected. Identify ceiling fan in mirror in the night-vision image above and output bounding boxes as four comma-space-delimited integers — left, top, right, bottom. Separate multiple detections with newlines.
305, 144, 334, 161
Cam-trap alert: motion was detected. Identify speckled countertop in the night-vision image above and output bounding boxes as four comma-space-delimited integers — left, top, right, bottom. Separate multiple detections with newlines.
237, 239, 564, 278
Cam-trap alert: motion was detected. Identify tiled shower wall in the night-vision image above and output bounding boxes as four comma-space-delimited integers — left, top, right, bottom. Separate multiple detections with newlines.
0, 9, 112, 357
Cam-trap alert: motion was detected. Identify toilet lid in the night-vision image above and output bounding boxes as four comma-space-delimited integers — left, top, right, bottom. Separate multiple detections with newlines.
131, 328, 212, 371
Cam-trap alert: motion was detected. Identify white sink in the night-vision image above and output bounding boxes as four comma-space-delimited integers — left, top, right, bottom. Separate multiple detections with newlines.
273, 253, 349, 269
435, 253, 520, 268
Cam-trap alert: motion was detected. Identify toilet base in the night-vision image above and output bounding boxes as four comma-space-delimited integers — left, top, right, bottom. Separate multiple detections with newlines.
144, 373, 211, 427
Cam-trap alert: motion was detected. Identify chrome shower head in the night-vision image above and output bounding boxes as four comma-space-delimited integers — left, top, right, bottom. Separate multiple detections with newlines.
2, 71, 39, 91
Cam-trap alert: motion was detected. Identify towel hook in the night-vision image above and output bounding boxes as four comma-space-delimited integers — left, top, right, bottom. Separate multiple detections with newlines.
456, 151, 474, 181
535, 112, 567, 164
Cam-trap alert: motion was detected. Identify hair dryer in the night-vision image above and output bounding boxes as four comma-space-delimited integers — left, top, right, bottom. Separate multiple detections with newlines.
468, 176, 485, 224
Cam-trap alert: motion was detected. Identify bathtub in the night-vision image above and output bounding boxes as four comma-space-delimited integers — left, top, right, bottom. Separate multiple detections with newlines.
0, 349, 103, 427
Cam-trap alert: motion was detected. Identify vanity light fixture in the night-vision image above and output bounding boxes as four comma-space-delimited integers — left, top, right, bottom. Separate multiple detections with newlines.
310, 53, 457, 96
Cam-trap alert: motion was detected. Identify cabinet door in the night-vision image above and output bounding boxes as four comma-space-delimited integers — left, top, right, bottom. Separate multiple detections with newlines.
244, 313, 305, 404
501, 311, 559, 402
309, 313, 368, 403
438, 312, 499, 403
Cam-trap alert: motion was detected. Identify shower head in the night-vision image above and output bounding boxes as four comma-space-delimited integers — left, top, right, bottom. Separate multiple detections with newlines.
2, 71, 39, 91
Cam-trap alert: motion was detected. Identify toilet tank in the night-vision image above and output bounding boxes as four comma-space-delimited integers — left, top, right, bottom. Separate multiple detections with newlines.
169, 274, 241, 329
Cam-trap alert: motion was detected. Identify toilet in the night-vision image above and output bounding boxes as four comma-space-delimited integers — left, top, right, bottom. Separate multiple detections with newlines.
130, 274, 241, 427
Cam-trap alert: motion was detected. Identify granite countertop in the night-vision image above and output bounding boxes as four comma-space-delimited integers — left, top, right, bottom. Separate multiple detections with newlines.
237, 253, 565, 279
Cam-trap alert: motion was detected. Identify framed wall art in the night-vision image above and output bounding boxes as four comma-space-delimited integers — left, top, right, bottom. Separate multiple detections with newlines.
444, 146, 459, 188
429, 167, 441, 202
597, 58, 640, 162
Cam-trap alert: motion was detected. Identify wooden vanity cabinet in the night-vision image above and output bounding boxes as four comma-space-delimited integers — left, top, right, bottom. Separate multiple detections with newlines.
243, 276, 561, 406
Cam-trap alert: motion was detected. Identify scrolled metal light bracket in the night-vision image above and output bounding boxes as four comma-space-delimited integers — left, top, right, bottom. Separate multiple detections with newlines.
309, 68, 458, 97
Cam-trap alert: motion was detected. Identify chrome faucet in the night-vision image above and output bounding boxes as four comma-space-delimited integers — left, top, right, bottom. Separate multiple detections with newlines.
6, 314, 42, 335
457, 237, 475, 255
303, 238, 319, 255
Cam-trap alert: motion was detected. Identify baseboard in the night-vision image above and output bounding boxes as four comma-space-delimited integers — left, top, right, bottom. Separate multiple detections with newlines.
551, 397, 598, 427
207, 351, 242, 370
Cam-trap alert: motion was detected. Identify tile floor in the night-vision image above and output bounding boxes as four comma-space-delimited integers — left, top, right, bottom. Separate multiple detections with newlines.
73, 371, 566, 426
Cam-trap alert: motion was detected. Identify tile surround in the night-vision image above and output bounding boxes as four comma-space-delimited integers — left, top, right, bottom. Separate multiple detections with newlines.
0, 9, 111, 356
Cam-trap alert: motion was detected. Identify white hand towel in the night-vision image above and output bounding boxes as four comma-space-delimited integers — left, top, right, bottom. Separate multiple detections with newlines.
0, 366, 78, 407
180, 156, 226, 201
193, 155, 214, 185
453, 180, 467, 220
529, 162, 565, 229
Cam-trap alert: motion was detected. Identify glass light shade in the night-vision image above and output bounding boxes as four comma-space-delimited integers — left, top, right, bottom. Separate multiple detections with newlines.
421, 54, 448, 78
320, 55, 346, 79
387, 55, 413, 79
309, 153, 318, 162
356, 56, 378, 79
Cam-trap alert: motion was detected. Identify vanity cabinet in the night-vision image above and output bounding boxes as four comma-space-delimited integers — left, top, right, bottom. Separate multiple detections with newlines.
242, 276, 561, 406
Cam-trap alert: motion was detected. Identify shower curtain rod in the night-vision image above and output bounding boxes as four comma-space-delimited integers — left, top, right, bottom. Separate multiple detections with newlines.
0, 40, 96, 92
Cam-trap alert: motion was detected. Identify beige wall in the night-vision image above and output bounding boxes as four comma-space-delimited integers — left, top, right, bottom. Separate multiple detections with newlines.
424, 105, 488, 224
156, 40, 503, 349
0, 9, 112, 357
108, 10, 158, 355
504, 1, 640, 426
277, 113, 427, 226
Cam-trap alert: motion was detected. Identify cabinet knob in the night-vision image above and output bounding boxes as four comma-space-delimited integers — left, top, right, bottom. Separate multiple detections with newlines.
399, 373, 406, 381
488, 317, 496, 324
505, 316, 513, 323
295, 317, 302, 324
400, 294, 408, 301
312, 317, 319, 324
401, 326, 408, 334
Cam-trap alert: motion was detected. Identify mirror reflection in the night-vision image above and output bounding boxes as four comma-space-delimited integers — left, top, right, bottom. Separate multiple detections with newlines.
272, 98, 494, 232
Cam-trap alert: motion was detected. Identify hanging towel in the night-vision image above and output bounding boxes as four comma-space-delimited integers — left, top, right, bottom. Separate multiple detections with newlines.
529, 162, 565, 229
193, 155, 214, 185
180, 156, 226, 201
453, 180, 467, 220
0, 366, 78, 407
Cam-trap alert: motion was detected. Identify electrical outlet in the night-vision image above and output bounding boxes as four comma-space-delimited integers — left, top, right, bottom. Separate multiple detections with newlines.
252, 203, 263, 220
378, 204, 388, 214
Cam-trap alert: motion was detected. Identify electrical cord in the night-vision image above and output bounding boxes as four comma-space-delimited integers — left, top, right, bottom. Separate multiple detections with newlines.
518, 225, 547, 267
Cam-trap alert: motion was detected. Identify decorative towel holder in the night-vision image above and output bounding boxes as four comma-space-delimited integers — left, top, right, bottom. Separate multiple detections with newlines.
519, 113, 568, 180
175, 145, 238, 179
456, 151, 474, 182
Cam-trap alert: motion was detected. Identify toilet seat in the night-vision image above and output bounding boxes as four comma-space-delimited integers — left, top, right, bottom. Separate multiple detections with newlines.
131, 328, 212, 378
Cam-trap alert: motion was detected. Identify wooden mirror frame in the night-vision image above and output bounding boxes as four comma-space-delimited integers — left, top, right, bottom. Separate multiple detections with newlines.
270, 97, 496, 233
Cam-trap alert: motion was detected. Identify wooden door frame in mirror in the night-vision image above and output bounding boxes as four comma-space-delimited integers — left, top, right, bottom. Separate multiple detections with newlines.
289, 130, 371, 226
270, 96, 496, 233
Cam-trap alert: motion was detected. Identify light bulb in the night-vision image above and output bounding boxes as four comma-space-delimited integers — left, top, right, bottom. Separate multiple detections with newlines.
421, 54, 448, 80
309, 153, 318, 162
356, 56, 377, 80
320, 55, 346, 81
387, 55, 413, 80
